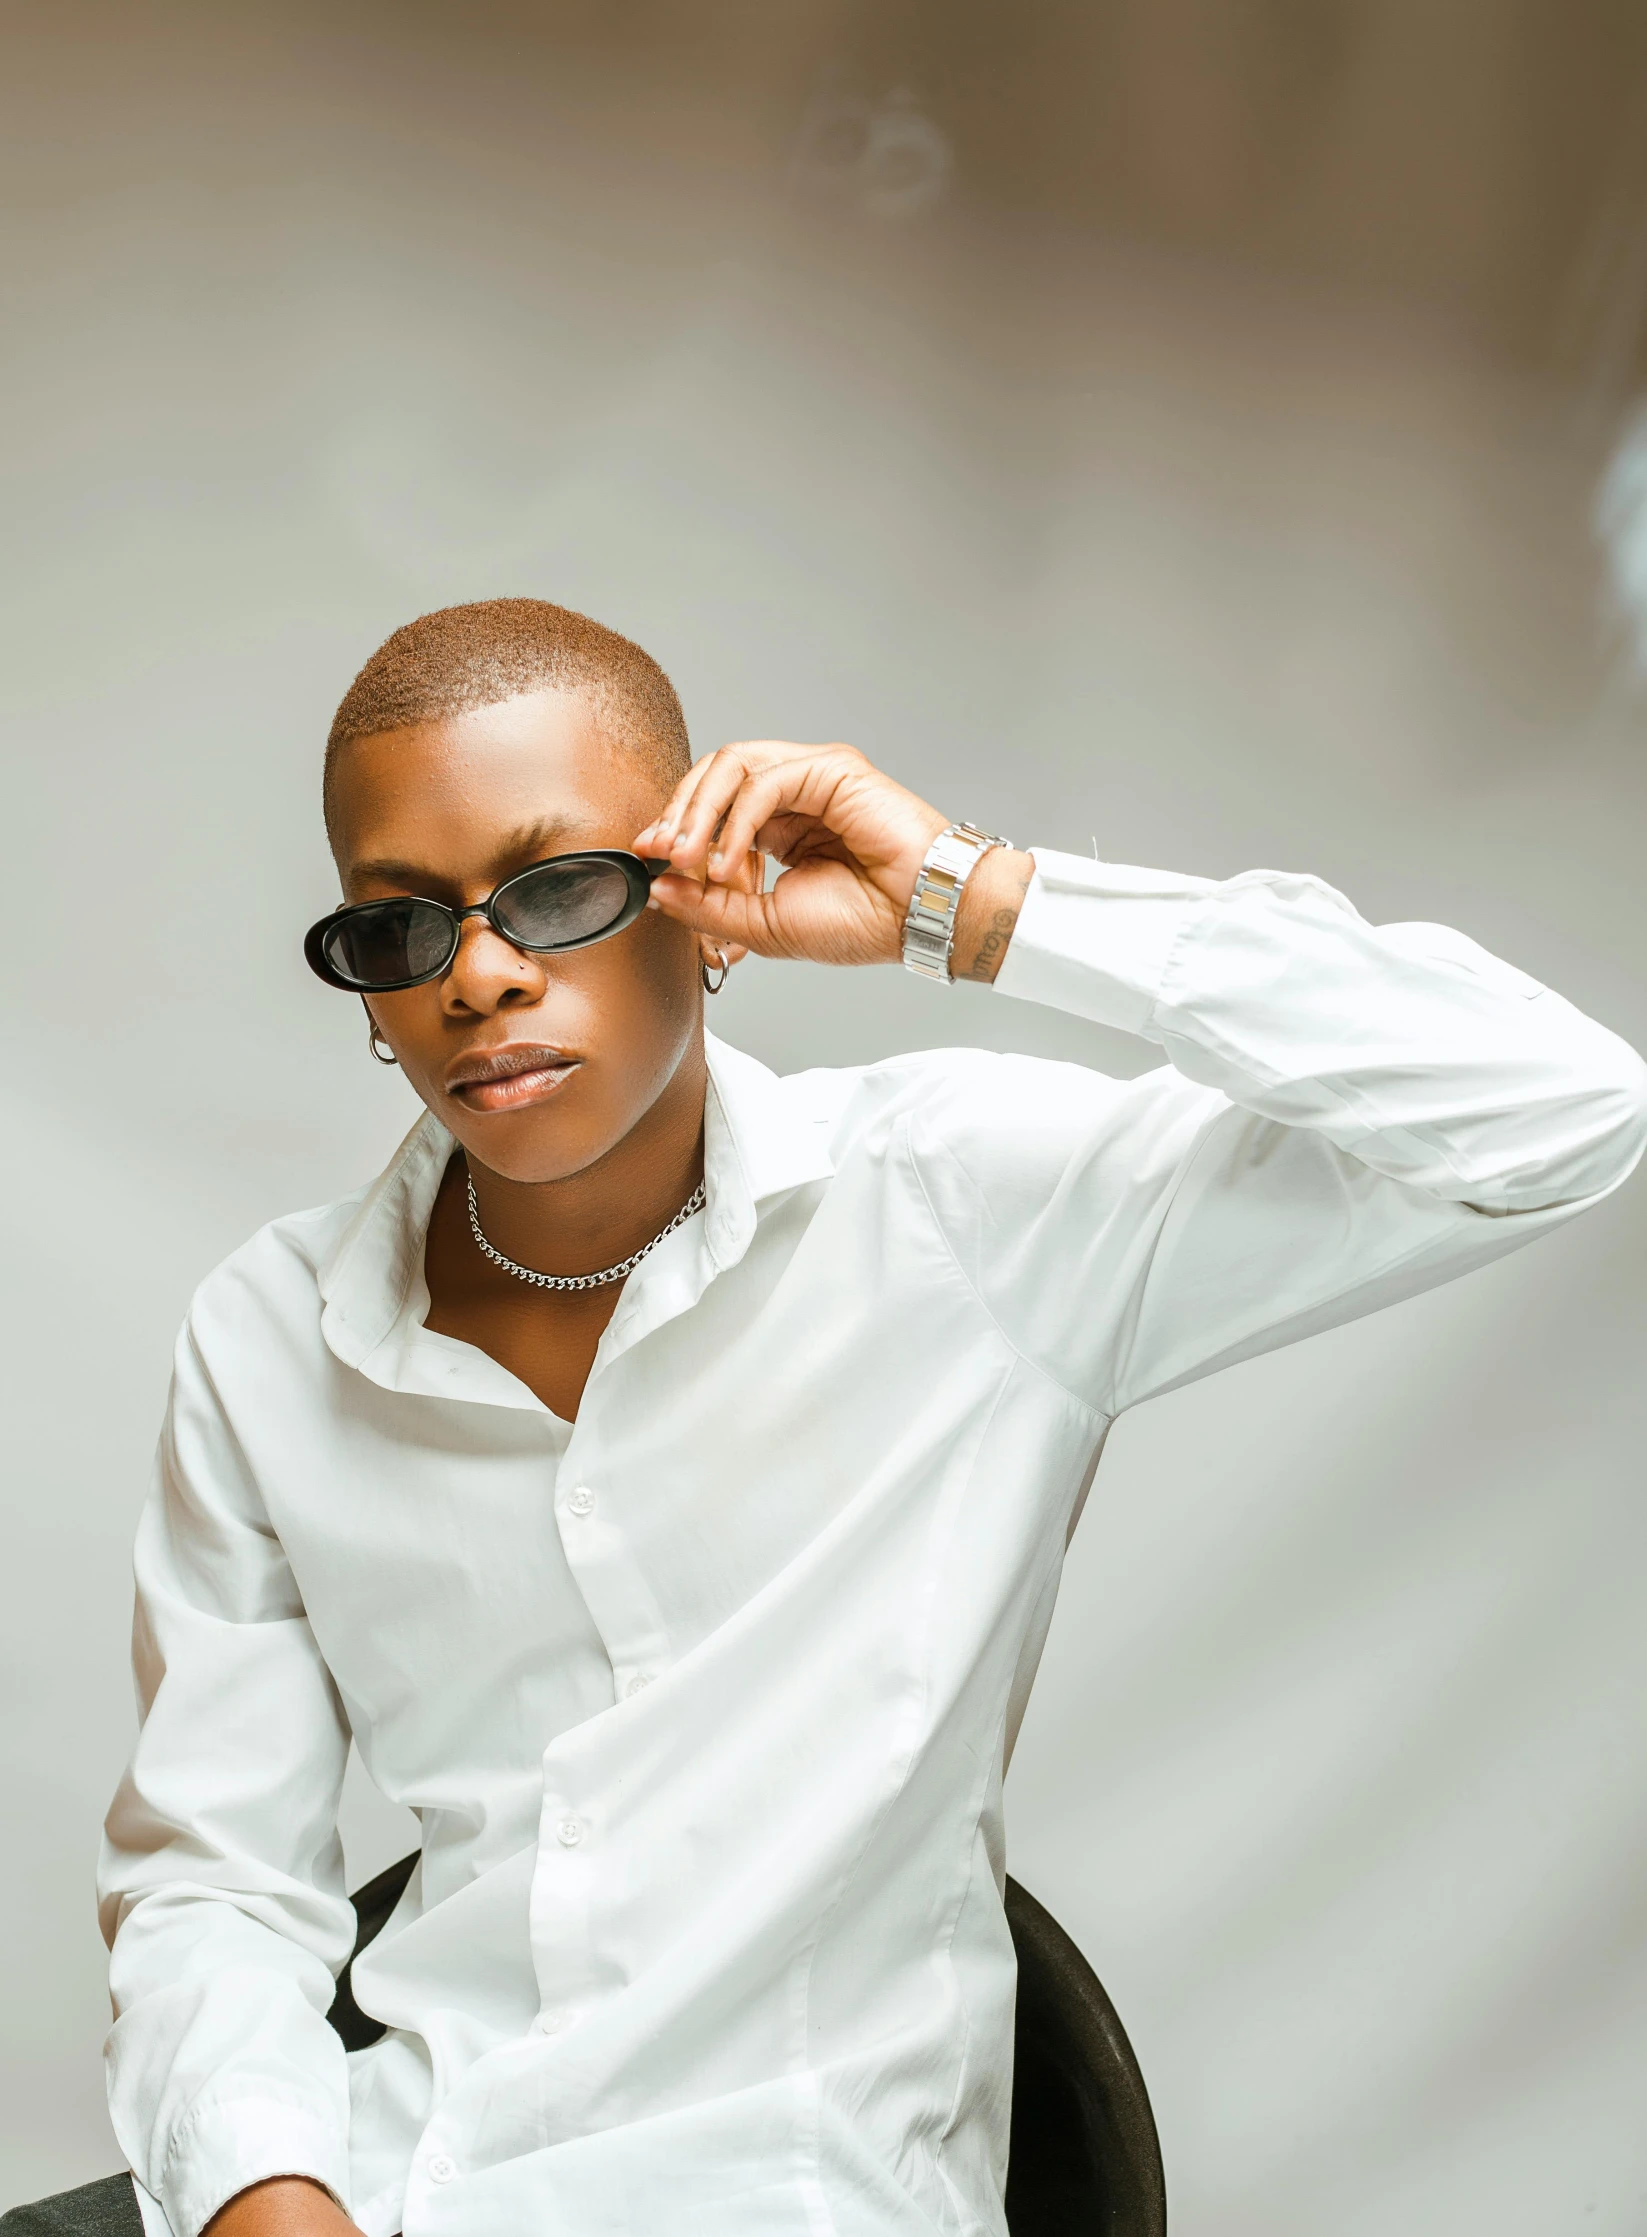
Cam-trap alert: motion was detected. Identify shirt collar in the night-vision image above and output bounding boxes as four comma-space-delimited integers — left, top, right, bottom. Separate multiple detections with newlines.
317, 1029, 834, 1384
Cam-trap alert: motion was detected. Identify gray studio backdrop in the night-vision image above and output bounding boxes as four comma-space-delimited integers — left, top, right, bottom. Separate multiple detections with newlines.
4, 6, 1646, 2233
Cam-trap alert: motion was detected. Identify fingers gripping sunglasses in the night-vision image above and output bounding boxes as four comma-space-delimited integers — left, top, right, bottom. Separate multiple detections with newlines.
304, 851, 670, 993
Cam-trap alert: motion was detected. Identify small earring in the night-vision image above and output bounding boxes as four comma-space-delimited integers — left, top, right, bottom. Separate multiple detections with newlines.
700, 945, 730, 996
368, 1023, 399, 1065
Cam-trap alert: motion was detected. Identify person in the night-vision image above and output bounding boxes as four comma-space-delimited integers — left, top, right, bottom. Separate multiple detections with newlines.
9, 598, 1643, 2237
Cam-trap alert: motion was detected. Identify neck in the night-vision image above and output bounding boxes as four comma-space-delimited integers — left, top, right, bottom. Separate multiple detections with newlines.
462, 1039, 709, 1282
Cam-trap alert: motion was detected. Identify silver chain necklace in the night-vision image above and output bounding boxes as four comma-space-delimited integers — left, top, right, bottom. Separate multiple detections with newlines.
466, 1170, 706, 1292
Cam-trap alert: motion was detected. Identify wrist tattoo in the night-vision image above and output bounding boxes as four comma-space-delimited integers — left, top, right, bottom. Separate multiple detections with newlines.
958, 853, 1033, 982
962, 905, 1020, 982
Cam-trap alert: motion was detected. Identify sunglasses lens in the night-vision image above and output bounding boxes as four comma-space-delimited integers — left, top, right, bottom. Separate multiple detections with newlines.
323, 898, 455, 988
495, 859, 635, 949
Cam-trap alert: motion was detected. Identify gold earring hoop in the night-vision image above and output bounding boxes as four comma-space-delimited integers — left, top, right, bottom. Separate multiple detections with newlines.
700, 945, 730, 996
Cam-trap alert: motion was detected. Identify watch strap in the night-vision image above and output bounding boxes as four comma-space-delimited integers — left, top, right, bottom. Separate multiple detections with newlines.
901, 822, 1012, 982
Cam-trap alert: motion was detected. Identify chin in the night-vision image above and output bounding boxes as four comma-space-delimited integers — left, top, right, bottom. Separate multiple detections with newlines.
444, 1099, 615, 1187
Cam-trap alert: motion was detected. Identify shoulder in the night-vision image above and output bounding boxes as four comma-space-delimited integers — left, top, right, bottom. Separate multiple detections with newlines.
179, 1183, 372, 1370
180, 1112, 442, 1367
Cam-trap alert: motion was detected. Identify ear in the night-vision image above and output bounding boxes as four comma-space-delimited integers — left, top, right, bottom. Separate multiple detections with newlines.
700, 932, 749, 968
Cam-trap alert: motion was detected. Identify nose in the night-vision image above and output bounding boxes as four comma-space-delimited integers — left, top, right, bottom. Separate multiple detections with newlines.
441, 913, 548, 1016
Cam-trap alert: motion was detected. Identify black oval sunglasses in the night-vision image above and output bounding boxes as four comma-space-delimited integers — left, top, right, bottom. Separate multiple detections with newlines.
304, 850, 670, 993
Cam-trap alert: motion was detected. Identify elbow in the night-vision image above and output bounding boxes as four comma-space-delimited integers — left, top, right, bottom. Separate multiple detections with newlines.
1513, 1033, 1647, 1213
1602, 1040, 1647, 1188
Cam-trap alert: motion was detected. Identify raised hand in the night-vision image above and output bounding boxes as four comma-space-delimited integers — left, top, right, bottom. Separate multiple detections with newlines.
635, 740, 985, 970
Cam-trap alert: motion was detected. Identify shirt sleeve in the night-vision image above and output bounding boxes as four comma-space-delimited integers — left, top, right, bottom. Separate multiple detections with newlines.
99, 1310, 356, 2237
913, 848, 1647, 1414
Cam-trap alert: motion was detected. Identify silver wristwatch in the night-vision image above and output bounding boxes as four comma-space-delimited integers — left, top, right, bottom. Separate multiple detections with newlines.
901, 821, 1012, 982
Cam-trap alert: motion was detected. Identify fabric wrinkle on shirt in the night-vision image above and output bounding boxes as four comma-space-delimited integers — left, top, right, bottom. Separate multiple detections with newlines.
101, 850, 1647, 2237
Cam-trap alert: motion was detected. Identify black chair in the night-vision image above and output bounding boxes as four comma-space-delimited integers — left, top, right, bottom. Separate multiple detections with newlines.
331, 1856, 1166, 2236
1001, 1877, 1166, 2236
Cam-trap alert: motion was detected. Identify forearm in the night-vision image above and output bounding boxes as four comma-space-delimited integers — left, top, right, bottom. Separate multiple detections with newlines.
991, 849, 1647, 1212
104, 1340, 357, 2237
105, 1706, 355, 2237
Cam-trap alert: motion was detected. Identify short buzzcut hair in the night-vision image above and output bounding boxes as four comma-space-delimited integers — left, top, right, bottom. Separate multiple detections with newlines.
324, 598, 691, 837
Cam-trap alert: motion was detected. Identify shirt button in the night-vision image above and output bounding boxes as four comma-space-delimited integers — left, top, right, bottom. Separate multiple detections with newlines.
565, 1486, 595, 1517
536, 2009, 566, 2034
427, 2154, 457, 2185
556, 1815, 584, 1847
624, 1672, 653, 1698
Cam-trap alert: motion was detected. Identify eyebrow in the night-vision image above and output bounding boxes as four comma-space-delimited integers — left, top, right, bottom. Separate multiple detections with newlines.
347, 815, 589, 896
496, 815, 586, 863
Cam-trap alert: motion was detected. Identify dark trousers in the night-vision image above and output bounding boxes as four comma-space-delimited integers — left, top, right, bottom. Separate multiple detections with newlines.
0, 2178, 143, 2236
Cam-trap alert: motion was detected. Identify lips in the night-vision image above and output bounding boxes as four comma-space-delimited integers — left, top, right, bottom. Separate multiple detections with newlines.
444, 1045, 580, 1115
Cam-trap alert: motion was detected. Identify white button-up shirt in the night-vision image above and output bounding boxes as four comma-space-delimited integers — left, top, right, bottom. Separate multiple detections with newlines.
100, 851, 1646, 2237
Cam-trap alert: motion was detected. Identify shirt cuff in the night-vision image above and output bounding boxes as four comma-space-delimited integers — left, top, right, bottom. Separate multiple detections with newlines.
991, 848, 1217, 1036
160, 2093, 351, 2237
